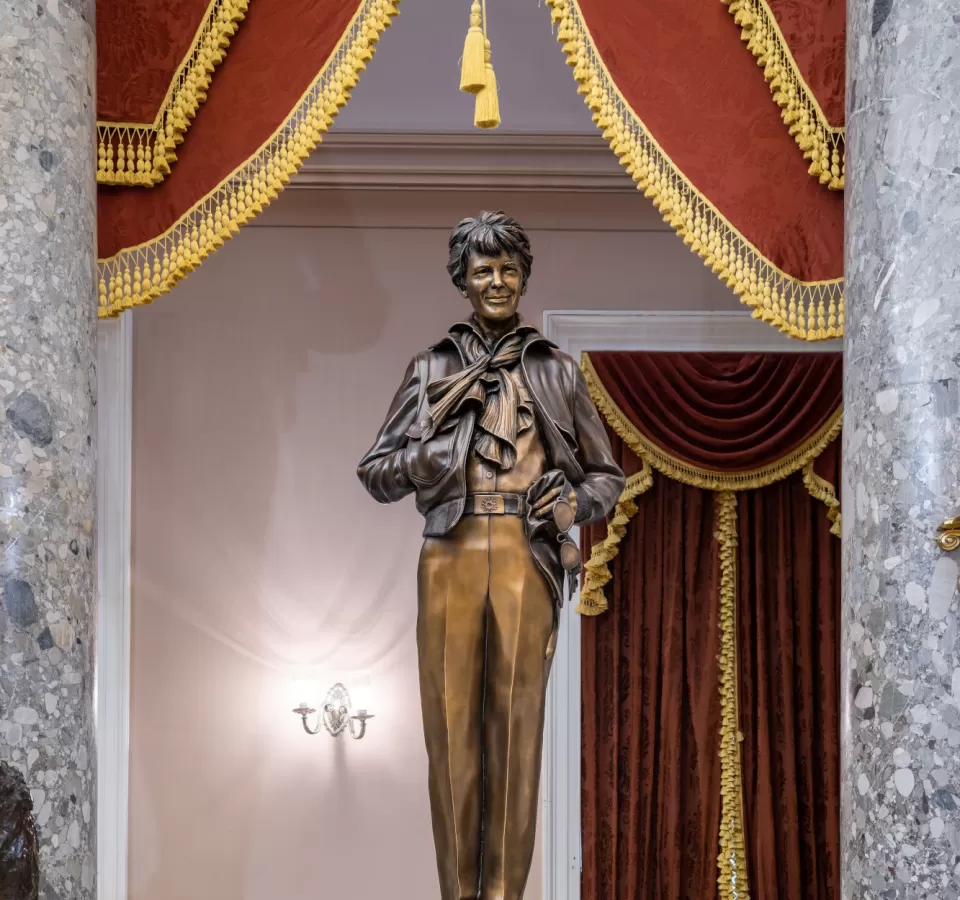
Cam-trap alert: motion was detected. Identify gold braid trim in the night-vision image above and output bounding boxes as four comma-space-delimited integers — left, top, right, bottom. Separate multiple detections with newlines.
802, 459, 842, 537
581, 353, 843, 492
97, 0, 250, 187
723, 0, 844, 191
577, 462, 654, 616
715, 491, 750, 900
543, 0, 843, 341
97, 0, 400, 317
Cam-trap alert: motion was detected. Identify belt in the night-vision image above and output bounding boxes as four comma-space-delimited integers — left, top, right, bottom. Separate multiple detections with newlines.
464, 492, 526, 517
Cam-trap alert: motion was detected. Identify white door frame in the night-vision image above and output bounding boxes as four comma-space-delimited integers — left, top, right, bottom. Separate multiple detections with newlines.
539, 309, 840, 900
96, 313, 133, 900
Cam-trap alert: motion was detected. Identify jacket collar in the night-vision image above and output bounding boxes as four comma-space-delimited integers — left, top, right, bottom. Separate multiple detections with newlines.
428, 313, 556, 353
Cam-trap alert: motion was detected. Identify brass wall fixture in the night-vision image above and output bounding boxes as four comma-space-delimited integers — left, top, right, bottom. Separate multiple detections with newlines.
293, 683, 373, 740
936, 517, 960, 552
936, 516, 960, 592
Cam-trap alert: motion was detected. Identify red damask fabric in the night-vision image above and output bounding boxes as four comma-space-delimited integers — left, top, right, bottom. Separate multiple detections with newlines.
97, 0, 212, 124
98, 0, 362, 259
766, 0, 845, 127
576, 0, 843, 282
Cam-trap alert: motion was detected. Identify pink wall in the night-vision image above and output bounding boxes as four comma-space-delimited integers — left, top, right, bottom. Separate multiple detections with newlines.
129, 189, 741, 900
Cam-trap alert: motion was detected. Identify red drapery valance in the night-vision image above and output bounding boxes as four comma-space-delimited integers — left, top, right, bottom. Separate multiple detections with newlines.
584, 351, 843, 477
544, 0, 844, 341
580, 349, 842, 609
97, 0, 845, 337
96, 0, 399, 317
723, 0, 845, 187
580, 350, 842, 900
97, 0, 250, 187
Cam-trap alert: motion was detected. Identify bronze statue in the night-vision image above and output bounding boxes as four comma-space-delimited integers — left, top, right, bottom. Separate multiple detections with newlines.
0, 762, 40, 900
358, 212, 624, 900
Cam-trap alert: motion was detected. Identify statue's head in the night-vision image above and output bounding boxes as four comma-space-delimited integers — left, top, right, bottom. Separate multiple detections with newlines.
447, 212, 532, 326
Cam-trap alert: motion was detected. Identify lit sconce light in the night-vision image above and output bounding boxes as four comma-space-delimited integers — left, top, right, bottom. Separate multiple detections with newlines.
293, 681, 374, 740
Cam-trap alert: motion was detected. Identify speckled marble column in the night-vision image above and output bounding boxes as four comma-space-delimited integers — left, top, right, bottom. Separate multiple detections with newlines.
0, 1, 97, 897
842, 1, 960, 897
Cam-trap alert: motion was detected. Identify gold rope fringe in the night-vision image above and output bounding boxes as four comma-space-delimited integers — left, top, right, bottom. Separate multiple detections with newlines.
543, 0, 843, 341
722, 0, 844, 190
802, 459, 842, 537
581, 353, 843, 492
97, 0, 249, 187
715, 491, 750, 900
578, 462, 654, 616
97, 0, 399, 316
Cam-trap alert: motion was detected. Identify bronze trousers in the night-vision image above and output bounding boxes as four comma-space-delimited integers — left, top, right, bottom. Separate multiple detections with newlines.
417, 514, 556, 900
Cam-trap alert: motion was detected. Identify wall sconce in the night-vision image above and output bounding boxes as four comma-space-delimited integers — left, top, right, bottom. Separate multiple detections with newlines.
293, 682, 373, 740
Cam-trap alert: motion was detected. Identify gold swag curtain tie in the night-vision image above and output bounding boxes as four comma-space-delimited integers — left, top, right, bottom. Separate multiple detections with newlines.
458, 0, 500, 128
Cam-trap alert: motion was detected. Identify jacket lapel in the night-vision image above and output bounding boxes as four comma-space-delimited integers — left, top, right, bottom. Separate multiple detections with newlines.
520, 339, 584, 482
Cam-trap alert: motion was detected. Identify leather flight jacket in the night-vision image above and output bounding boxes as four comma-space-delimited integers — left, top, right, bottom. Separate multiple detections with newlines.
357, 319, 626, 606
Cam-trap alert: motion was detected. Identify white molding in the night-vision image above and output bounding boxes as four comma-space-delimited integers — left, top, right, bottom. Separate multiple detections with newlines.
96, 314, 133, 900
290, 132, 632, 193
539, 309, 840, 900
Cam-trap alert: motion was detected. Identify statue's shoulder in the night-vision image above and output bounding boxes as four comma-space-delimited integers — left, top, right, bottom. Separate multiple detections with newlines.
527, 337, 578, 372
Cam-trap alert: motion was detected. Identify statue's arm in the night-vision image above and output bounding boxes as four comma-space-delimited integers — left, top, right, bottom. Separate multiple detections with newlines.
570, 362, 626, 525
356, 356, 421, 504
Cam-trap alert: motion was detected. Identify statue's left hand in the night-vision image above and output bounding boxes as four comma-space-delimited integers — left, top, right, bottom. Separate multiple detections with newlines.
528, 470, 577, 529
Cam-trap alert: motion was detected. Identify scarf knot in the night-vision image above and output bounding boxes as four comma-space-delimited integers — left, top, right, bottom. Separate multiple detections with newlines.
421, 329, 531, 469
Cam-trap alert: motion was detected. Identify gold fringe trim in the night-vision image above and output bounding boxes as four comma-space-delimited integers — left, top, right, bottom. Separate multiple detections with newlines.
543, 0, 843, 341
96, 0, 249, 187
802, 459, 842, 537
581, 353, 843, 492
97, 0, 400, 316
577, 461, 654, 616
715, 491, 750, 900
723, 0, 844, 190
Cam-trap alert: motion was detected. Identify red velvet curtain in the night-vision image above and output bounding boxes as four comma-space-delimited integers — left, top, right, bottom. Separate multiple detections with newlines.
582, 440, 724, 900
737, 440, 841, 900
581, 351, 841, 900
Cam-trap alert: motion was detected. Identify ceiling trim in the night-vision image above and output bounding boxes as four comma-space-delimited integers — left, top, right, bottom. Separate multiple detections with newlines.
291, 131, 635, 193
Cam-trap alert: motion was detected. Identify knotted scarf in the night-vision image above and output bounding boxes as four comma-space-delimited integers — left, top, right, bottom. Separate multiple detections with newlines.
421, 328, 533, 470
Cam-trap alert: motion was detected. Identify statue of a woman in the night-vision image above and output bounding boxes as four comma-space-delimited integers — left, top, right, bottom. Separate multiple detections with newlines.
358, 211, 624, 900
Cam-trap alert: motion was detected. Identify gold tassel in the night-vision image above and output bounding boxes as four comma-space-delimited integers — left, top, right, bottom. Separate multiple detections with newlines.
459, 0, 486, 93
474, 39, 500, 128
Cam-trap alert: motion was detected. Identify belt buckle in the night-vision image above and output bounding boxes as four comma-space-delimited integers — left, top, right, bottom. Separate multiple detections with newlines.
476, 494, 504, 515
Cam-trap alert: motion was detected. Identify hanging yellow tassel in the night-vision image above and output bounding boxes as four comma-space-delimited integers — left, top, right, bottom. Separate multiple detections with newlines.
474, 39, 500, 128
460, 0, 486, 93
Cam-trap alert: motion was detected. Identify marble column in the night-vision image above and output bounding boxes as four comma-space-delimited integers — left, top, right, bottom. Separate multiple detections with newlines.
843, 0, 960, 896
0, 1, 98, 898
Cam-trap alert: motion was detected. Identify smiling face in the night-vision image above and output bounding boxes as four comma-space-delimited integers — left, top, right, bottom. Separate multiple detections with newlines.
463, 249, 524, 326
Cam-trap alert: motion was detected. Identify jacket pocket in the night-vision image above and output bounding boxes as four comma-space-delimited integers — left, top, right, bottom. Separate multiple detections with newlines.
405, 433, 455, 487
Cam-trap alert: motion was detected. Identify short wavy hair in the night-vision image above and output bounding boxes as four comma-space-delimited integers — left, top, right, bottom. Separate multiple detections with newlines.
446, 211, 533, 293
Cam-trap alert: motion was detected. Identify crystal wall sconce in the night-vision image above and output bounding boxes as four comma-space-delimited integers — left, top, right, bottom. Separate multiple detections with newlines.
293, 682, 373, 740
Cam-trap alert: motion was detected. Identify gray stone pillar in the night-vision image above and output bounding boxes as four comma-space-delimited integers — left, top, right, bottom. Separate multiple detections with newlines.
0, 1, 97, 897
843, 0, 960, 896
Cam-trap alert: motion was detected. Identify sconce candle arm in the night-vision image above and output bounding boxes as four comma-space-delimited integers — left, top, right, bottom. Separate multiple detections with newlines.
293, 706, 323, 735
292, 683, 372, 740
348, 711, 374, 740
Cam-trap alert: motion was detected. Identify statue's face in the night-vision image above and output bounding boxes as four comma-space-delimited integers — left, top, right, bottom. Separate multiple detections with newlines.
463, 250, 524, 324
